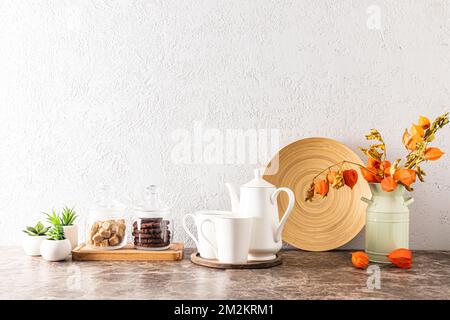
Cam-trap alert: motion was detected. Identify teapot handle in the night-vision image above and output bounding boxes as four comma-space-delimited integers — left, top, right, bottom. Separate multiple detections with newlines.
271, 187, 295, 243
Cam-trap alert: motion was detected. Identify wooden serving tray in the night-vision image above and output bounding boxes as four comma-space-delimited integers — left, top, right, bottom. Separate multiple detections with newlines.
190, 252, 282, 269
72, 243, 184, 261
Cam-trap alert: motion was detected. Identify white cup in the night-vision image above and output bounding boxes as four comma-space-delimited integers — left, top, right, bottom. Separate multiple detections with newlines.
183, 210, 232, 259
200, 215, 253, 264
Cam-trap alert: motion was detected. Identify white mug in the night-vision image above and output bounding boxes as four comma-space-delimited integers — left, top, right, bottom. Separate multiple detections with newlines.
200, 215, 253, 264
182, 210, 232, 259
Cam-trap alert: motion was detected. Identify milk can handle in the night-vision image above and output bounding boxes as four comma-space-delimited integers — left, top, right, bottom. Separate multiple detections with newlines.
361, 197, 373, 205
404, 196, 414, 206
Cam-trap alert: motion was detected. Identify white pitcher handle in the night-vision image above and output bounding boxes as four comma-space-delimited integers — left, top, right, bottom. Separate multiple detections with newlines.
182, 214, 199, 249
271, 187, 295, 243
199, 219, 218, 257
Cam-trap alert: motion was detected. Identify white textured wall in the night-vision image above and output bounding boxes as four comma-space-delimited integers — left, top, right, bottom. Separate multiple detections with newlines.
1, 1, 449, 249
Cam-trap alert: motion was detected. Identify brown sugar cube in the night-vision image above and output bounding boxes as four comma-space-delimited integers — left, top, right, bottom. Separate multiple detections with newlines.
101, 221, 112, 230
111, 223, 119, 234
99, 239, 109, 247
116, 219, 125, 225
89, 223, 99, 239
92, 221, 100, 231
108, 234, 120, 246
98, 228, 111, 238
92, 233, 103, 243
116, 222, 125, 234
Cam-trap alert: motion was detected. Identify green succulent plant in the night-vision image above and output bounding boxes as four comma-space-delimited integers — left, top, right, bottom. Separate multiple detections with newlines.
46, 225, 66, 241
44, 210, 61, 226
22, 221, 49, 236
44, 206, 78, 227
60, 206, 78, 226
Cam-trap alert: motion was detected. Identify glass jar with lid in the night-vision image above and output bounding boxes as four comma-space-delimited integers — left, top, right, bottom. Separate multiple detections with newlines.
86, 185, 127, 250
133, 185, 172, 250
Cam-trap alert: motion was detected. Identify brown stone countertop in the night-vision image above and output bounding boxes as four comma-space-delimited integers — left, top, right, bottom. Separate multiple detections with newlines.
1, 247, 449, 300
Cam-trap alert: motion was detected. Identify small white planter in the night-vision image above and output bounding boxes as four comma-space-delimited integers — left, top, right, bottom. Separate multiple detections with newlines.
22, 235, 46, 256
63, 225, 78, 250
40, 239, 71, 262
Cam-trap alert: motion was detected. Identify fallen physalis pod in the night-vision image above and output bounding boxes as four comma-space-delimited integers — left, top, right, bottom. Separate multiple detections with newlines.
351, 251, 369, 269
387, 248, 412, 269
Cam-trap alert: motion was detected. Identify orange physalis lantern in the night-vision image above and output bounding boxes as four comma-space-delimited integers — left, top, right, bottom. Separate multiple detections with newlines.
393, 169, 416, 187
314, 179, 329, 197
343, 169, 358, 189
387, 248, 412, 269
418, 116, 430, 129
352, 251, 369, 269
424, 147, 444, 161
381, 176, 397, 192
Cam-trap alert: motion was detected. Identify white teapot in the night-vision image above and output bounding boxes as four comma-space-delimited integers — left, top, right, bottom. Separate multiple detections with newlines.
226, 169, 295, 261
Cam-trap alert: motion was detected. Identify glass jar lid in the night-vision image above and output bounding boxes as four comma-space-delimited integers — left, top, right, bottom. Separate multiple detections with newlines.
89, 185, 125, 219
134, 185, 170, 218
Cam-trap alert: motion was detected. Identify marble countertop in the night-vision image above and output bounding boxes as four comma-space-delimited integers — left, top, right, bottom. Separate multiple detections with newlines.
1, 247, 449, 300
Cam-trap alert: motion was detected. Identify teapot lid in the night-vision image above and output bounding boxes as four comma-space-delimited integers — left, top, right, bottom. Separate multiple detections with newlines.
242, 169, 275, 188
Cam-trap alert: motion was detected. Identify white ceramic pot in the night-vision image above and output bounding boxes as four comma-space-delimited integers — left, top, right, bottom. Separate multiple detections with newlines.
40, 239, 71, 262
22, 235, 46, 256
63, 225, 78, 250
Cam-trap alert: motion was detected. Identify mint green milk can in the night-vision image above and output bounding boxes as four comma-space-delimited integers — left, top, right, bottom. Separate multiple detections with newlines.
361, 183, 414, 263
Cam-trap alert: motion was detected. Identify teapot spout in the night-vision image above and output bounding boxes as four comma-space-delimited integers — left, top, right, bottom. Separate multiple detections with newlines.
225, 183, 240, 213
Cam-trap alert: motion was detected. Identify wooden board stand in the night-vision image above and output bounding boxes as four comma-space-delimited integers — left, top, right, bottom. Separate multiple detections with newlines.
190, 252, 282, 269
72, 243, 184, 261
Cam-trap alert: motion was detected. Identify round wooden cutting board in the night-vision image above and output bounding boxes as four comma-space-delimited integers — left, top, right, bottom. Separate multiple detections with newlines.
264, 137, 370, 251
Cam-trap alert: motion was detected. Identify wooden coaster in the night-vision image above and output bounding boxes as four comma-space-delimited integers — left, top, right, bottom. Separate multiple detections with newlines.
72, 242, 184, 261
190, 252, 282, 269
264, 137, 371, 251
